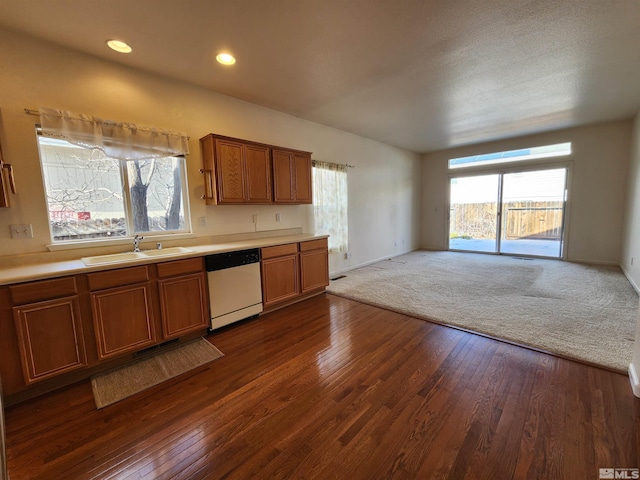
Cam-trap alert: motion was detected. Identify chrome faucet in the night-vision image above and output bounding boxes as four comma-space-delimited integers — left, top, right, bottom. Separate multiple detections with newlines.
133, 234, 144, 252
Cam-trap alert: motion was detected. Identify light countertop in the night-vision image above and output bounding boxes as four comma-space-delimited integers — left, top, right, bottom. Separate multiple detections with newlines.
0, 233, 328, 286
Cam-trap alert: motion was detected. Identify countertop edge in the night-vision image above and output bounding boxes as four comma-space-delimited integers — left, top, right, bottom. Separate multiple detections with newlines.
0, 234, 329, 286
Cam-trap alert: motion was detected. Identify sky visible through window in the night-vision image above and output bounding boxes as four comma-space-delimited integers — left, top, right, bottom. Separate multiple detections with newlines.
448, 142, 571, 169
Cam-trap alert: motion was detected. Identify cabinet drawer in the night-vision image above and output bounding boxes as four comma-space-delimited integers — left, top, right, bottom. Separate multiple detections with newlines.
157, 258, 204, 278
87, 266, 149, 291
299, 238, 328, 252
262, 243, 298, 259
9, 276, 77, 305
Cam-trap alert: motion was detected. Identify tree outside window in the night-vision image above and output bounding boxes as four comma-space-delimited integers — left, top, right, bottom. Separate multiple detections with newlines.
37, 137, 188, 241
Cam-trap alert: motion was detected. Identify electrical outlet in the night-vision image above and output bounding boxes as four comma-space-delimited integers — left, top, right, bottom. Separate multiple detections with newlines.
345, 252, 352, 260
10, 224, 33, 239
632, 257, 634, 266
199, 216, 207, 227
276, 213, 281, 222
252, 214, 258, 224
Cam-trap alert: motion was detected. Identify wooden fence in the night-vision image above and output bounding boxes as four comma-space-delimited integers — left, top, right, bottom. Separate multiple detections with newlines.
51, 216, 184, 241
450, 201, 563, 240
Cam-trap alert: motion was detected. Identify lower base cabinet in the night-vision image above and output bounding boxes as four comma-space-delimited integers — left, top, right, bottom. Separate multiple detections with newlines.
8, 277, 87, 386
157, 258, 209, 339
88, 266, 156, 360
13, 296, 87, 384
0, 244, 326, 403
261, 247, 300, 308
261, 238, 329, 310
0, 258, 209, 402
300, 239, 330, 294
90, 283, 156, 360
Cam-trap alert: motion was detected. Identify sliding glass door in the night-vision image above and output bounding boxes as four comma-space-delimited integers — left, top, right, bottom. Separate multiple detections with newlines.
449, 167, 567, 258
500, 169, 566, 257
449, 174, 500, 253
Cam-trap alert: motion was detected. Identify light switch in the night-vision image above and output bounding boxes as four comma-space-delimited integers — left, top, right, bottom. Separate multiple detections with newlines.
10, 224, 33, 239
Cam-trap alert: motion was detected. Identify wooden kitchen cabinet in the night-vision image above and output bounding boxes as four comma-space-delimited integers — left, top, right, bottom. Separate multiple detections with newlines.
0, 134, 16, 208
300, 238, 330, 294
200, 134, 272, 204
157, 258, 209, 339
261, 243, 300, 308
200, 133, 312, 205
272, 149, 312, 204
88, 266, 156, 360
261, 238, 328, 310
9, 277, 87, 384
245, 144, 272, 203
0, 256, 214, 404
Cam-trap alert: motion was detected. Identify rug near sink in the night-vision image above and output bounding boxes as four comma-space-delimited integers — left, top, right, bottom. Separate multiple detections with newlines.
91, 338, 224, 409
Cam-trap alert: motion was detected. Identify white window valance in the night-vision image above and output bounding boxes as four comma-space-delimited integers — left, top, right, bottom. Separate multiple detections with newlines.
38, 107, 189, 161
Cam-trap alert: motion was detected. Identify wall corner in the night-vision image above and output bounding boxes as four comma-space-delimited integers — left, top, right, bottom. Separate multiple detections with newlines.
629, 362, 640, 398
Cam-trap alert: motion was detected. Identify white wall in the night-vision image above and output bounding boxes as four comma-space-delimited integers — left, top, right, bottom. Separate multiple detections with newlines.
421, 121, 633, 264
621, 113, 640, 290
622, 111, 640, 397
0, 28, 421, 273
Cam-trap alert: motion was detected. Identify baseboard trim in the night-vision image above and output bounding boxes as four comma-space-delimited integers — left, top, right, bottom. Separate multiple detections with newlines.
567, 258, 619, 266
620, 264, 640, 295
629, 362, 640, 398
329, 249, 416, 278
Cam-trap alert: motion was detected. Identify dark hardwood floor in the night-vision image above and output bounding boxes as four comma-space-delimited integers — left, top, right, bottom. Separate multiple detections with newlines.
4, 294, 640, 479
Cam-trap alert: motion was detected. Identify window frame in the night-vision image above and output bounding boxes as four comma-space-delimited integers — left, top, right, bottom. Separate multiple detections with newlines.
448, 142, 572, 170
36, 132, 193, 248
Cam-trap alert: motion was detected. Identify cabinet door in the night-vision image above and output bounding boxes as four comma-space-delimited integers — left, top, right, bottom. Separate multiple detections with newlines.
300, 249, 330, 294
158, 272, 208, 339
215, 139, 247, 203
261, 254, 300, 307
13, 296, 87, 384
245, 144, 272, 203
272, 149, 295, 203
91, 283, 156, 360
294, 153, 313, 204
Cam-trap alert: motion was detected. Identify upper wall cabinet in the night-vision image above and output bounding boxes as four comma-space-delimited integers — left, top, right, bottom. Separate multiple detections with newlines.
199, 134, 312, 205
200, 134, 272, 205
272, 149, 312, 204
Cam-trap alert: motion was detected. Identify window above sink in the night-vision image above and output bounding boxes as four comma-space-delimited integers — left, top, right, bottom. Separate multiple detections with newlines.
33, 107, 192, 246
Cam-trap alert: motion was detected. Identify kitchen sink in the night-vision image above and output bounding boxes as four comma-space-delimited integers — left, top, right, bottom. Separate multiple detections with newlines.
81, 252, 144, 265
81, 247, 194, 265
140, 246, 193, 257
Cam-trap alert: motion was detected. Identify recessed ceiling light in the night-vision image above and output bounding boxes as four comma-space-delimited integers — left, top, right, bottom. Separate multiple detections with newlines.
216, 53, 236, 65
106, 39, 132, 54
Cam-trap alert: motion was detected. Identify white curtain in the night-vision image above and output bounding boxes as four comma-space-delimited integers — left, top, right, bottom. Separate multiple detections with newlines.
38, 107, 189, 161
313, 160, 348, 254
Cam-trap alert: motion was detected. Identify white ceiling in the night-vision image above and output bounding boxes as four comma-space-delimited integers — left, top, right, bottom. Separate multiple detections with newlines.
1, 0, 639, 153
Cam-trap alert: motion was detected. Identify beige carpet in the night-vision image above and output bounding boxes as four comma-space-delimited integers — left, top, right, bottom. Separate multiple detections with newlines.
91, 338, 224, 409
327, 251, 639, 373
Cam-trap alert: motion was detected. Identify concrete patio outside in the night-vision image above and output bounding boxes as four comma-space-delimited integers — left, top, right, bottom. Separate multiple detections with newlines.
449, 237, 562, 258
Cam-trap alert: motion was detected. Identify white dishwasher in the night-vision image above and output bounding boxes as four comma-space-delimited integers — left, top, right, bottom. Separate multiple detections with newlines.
205, 249, 263, 331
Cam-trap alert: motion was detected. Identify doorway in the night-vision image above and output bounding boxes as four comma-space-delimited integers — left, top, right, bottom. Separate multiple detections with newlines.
449, 168, 567, 258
